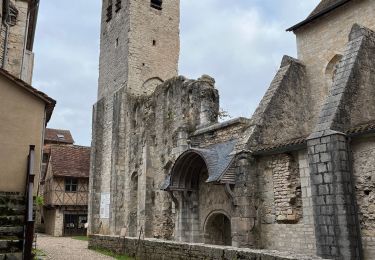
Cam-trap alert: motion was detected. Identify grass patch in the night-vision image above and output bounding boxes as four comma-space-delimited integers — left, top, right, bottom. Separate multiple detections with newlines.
71, 236, 89, 241
91, 247, 134, 260
33, 248, 47, 259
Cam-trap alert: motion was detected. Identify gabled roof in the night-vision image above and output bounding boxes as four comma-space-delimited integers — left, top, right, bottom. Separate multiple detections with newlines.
45, 128, 74, 144
287, 0, 352, 32
0, 68, 56, 122
49, 145, 91, 178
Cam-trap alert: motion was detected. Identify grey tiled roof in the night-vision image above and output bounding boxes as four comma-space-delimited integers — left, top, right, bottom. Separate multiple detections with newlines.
203, 139, 238, 183
163, 139, 238, 191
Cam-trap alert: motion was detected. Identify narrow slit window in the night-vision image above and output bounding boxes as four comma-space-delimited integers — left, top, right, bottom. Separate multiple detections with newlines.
115, 0, 121, 12
151, 0, 162, 10
106, 0, 113, 22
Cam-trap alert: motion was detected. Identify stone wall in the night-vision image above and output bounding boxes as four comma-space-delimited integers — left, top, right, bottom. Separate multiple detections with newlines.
89, 76, 220, 239
89, 235, 325, 260
271, 154, 302, 223
295, 0, 375, 130
257, 151, 316, 255
44, 208, 63, 237
0, 0, 31, 80
352, 136, 375, 259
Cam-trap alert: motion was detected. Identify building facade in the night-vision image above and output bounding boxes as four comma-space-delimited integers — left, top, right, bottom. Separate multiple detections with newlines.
89, 0, 375, 259
41, 129, 90, 237
0, 1, 55, 258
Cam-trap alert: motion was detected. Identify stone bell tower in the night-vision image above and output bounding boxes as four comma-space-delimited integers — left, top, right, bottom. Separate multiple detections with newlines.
89, 0, 180, 236
98, 0, 180, 99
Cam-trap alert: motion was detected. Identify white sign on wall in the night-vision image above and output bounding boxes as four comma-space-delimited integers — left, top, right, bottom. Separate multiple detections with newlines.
100, 192, 110, 219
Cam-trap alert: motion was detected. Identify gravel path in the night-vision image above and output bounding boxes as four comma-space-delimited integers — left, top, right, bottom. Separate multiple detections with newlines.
36, 234, 114, 260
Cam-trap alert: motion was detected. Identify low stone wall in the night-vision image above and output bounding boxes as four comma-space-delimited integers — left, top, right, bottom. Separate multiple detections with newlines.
89, 235, 326, 260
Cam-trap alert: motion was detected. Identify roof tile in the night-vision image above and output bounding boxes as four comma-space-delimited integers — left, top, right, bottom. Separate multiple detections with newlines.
50, 145, 91, 178
45, 128, 74, 144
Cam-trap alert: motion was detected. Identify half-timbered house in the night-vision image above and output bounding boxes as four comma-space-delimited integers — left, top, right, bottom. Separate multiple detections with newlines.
42, 144, 90, 236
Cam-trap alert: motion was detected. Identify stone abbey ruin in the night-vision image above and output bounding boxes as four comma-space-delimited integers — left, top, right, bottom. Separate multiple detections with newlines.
88, 0, 375, 259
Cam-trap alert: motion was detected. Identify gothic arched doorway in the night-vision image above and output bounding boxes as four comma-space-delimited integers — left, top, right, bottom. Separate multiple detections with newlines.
204, 211, 232, 246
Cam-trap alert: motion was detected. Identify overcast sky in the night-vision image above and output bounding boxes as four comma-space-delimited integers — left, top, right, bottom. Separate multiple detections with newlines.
33, 0, 320, 146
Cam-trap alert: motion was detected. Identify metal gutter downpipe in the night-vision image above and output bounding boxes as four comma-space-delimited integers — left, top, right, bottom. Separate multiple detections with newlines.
2, 0, 10, 69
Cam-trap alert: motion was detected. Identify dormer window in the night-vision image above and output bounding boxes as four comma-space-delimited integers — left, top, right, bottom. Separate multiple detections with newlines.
151, 0, 162, 10
115, 0, 121, 12
57, 134, 65, 141
106, 0, 113, 22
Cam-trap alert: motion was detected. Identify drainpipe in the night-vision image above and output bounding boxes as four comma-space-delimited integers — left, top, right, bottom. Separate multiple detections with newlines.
2, 0, 10, 69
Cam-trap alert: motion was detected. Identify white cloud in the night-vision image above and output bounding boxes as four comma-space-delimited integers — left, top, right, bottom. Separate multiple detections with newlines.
33, 0, 320, 145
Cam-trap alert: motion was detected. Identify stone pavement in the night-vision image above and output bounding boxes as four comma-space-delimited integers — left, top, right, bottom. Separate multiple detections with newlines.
36, 234, 114, 260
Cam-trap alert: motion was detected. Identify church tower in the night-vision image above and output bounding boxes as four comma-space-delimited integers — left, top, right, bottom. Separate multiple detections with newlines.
89, 0, 181, 236
98, 0, 180, 99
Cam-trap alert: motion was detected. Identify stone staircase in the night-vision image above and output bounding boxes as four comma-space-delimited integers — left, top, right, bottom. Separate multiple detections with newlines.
0, 193, 25, 260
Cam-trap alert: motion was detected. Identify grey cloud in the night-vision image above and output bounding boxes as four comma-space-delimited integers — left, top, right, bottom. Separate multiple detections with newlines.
33, 0, 320, 145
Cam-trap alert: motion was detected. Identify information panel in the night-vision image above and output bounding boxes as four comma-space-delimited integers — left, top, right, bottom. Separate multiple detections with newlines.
100, 192, 110, 219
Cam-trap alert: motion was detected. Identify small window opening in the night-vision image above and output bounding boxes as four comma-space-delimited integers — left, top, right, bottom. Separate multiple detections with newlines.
152, 40, 156, 46
57, 134, 65, 141
151, 0, 162, 10
115, 38, 119, 48
8, 4, 18, 26
65, 178, 78, 192
42, 153, 49, 163
115, 0, 122, 12
106, 0, 113, 22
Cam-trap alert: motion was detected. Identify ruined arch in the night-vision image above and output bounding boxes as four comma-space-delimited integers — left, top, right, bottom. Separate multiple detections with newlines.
168, 151, 209, 243
142, 77, 164, 95
203, 210, 232, 246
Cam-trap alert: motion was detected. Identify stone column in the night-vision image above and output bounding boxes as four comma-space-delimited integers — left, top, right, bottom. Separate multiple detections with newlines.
232, 155, 258, 248
307, 132, 361, 259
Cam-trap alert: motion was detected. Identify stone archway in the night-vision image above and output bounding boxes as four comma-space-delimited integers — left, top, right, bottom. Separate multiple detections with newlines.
204, 211, 232, 246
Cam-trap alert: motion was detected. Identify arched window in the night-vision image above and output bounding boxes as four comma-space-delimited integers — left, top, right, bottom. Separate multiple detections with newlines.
325, 54, 343, 90
151, 0, 162, 10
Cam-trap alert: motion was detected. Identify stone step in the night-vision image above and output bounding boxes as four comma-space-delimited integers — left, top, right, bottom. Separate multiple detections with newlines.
0, 252, 23, 260
0, 216, 24, 227
0, 239, 23, 253
0, 227, 23, 238
0, 206, 25, 217
0, 194, 25, 206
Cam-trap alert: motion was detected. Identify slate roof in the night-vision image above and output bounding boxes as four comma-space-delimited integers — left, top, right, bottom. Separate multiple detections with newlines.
0, 68, 56, 122
347, 121, 375, 136
287, 0, 352, 32
163, 139, 238, 191
253, 137, 307, 155
45, 128, 75, 144
49, 145, 91, 178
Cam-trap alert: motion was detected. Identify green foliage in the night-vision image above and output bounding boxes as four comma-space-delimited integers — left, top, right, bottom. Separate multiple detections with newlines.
71, 236, 89, 241
218, 108, 231, 120
35, 196, 44, 206
32, 248, 46, 260
91, 247, 134, 260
